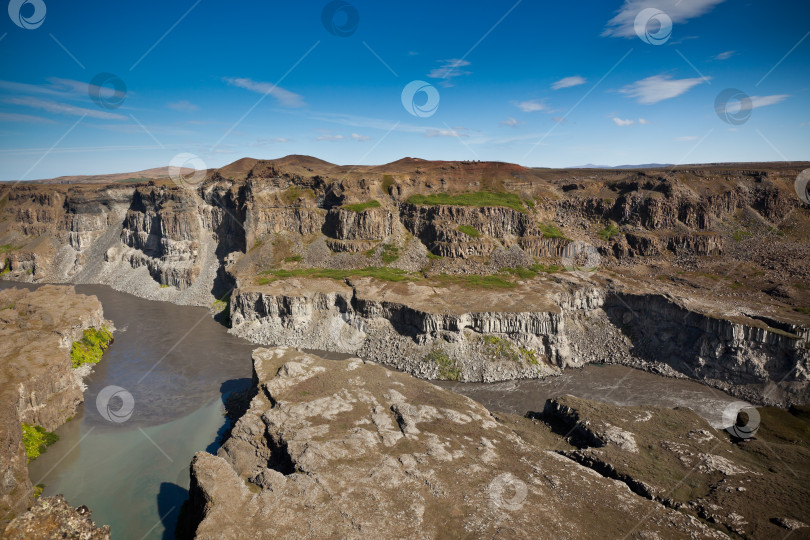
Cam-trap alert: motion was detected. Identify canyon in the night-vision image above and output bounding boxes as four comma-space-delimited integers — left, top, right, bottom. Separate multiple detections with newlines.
1, 157, 808, 405
1, 156, 809, 537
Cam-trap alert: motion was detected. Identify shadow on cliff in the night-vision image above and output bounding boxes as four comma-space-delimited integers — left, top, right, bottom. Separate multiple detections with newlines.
157, 482, 187, 540
160, 377, 254, 539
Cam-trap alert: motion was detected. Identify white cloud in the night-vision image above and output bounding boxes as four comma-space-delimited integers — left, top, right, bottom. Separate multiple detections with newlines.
714, 50, 735, 60
638, 118, 650, 124
427, 59, 471, 86
613, 117, 635, 126
350, 133, 370, 141
167, 100, 198, 112
0, 112, 56, 123
316, 134, 344, 141
424, 128, 467, 138
750, 94, 789, 109
514, 100, 547, 112
7, 96, 127, 120
552, 116, 567, 123
552, 76, 586, 90
621, 75, 707, 104
603, 0, 726, 38
674, 135, 699, 141
255, 137, 288, 145
500, 117, 522, 127
224, 77, 305, 108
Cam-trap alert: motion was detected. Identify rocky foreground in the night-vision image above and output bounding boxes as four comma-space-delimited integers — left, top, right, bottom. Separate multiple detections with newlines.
184, 348, 810, 539
0, 285, 111, 537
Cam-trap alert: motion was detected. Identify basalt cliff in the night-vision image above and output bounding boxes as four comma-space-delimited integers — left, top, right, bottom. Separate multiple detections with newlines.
1, 157, 808, 405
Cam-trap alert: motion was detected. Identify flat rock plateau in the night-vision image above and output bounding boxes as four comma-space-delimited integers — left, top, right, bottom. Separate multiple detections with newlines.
1, 156, 809, 537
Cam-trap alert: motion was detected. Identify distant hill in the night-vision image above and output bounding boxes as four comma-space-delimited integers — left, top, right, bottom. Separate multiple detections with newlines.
24, 166, 199, 185
571, 163, 674, 169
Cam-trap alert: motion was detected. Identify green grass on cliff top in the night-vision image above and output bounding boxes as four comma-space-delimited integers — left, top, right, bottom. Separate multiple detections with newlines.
407, 191, 527, 213
70, 326, 113, 368
22, 424, 59, 463
341, 200, 381, 212
258, 267, 414, 284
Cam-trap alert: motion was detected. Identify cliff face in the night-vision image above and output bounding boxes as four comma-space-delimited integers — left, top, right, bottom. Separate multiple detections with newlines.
185, 348, 728, 539
603, 293, 809, 404
227, 278, 809, 405
0, 286, 112, 527
1, 157, 808, 404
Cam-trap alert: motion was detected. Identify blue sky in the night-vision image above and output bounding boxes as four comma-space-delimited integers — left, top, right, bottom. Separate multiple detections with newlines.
0, 0, 808, 180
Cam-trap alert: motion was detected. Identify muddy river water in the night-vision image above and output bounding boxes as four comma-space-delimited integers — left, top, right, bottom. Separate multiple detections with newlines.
1, 282, 745, 539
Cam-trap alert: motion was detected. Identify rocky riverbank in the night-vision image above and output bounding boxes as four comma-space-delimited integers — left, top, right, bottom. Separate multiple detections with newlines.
184, 347, 810, 539
0, 285, 111, 536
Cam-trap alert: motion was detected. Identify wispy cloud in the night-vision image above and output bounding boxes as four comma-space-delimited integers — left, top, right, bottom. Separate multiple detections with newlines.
350, 133, 370, 141
621, 74, 707, 104
613, 117, 635, 126
427, 59, 471, 86
674, 135, 699, 141
7, 96, 127, 120
749, 94, 789, 109
514, 99, 548, 112
255, 137, 289, 145
603, 0, 726, 38
552, 76, 586, 90
316, 134, 344, 141
425, 127, 468, 138
0, 112, 56, 124
224, 77, 306, 108
167, 100, 198, 112
638, 118, 650, 124
713, 50, 735, 60
499, 117, 522, 127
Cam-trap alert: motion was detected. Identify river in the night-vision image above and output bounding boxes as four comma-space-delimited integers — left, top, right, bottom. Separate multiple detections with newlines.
1, 281, 745, 539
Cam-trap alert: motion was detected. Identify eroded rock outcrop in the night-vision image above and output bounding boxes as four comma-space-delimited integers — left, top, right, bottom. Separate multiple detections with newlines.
186, 348, 727, 539
0, 286, 112, 528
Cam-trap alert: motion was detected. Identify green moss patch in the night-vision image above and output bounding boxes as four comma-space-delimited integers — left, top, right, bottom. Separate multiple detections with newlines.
381, 244, 399, 264
342, 200, 381, 212
424, 348, 460, 381
538, 224, 568, 239
457, 225, 480, 238
70, 326, 113, 368
407, 191, 527, 213
258, 267, 414, 285
597, 223, 620, 241
22, 424, 59, 463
